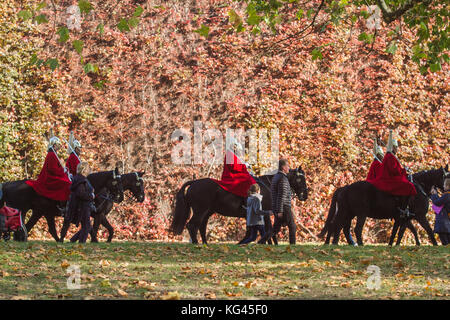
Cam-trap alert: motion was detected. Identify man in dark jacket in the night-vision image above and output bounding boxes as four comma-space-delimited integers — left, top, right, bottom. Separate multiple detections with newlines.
271, 159, 296, 245
59, 162, 95, 243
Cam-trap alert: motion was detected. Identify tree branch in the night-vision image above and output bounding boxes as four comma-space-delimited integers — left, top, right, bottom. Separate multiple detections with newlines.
376, 0, 433, 24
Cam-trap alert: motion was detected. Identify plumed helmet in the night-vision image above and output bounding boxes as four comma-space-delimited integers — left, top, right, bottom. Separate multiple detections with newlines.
73, 140, 82, 149
48, 136, 61, 150
226, 135, 243, 152
67, 131, 82, 154
386, 129, 398, 153
376, 145, 384, 157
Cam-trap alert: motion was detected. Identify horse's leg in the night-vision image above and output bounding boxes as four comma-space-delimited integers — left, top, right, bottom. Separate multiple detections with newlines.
199, 212, 211, 245
415, 214, 438, 246
25, 210, 43, 235
186, 207, 207, 245
354, 215, 366, 246
101, 215, 114, 243
44, 214, 59, 242
395, 221, 407, 246
404, 219, 420, 246
389, 220, 400, 246
343, 222, 355, 246
90, 213, 102, 243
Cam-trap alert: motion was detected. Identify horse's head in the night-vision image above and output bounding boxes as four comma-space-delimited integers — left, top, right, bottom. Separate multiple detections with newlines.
288, 166, 308, 201
123, 171, 145, 203
414, 164, 449, 193
108, 167, 124, 203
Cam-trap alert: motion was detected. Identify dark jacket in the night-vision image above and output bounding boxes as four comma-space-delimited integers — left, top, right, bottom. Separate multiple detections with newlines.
66, 174, 95, 227
246, 194, 272, 226
271, 171, 291, 213
431, 192, 450, 234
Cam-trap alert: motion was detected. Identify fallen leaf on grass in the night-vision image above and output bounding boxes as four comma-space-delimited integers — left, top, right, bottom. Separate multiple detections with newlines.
99, 259, 110, 267
117, 288, 128, 297
204, 292, 216, 299
161, 291, 180, 300
60, 260, 70, 269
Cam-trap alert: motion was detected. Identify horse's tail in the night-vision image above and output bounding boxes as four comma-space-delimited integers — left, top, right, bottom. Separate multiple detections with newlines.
170, 180, 194, 235
318, 188, 340, 238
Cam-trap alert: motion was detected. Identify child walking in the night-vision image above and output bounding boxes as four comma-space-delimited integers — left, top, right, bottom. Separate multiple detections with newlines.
430, 178, 450, 245
240, 184, 273, 245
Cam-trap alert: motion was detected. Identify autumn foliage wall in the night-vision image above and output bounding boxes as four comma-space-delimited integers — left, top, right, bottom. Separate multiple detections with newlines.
1, 0, 448, 243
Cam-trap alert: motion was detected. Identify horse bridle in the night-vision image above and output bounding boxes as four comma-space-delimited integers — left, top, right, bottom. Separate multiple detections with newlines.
131, 172, 145, 201
111, 171, 123, 203
290, 170, 307, 201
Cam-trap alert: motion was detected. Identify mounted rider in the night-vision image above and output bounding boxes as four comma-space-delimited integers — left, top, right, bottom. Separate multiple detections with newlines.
25, 132, 72, 202
367, 130, 417, 218
366, 137, 384, 181
212, 136, 256, 198
65, 131, 82, 178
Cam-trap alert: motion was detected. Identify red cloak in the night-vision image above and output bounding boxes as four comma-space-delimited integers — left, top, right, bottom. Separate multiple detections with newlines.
367, 152, 417, 196
25, 150, 71, 201
212, 150, 256, 198
65, 152, 80, 177
366, 159, 383, 181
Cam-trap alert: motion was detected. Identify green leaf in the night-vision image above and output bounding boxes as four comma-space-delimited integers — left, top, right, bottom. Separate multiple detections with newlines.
247, 13, 261, 26
133, 6, 144, 17
35, 14, 48, 24
96, 23, 104, 35
30, 54, 38, 65
386, 41, 398, 54
128, 17, 140, 29
36, 59, 44, 67
296, 9, 304, 20
36, 2, 47, 11
78, 0, 93, 15
419, 65, 428, 74
45, 58, 59, 71
72, 40, 84, 55
18, 10, 32, 21
117, 19, 130, 32
194, 24, 210, 38
311, 48, 323, 60
429, 62, 441, 72
83, 63, 95, 74
93, 80, 106, 89
358, 32, 368, 41
57, 27, 69, 43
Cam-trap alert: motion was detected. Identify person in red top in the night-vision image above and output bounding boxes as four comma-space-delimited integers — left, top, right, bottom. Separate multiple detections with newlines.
366, 137, 384, 181
25, 136, 71, 202
212, 137, 256, 198
367, 130, 417, 217
65, 131, 82, 178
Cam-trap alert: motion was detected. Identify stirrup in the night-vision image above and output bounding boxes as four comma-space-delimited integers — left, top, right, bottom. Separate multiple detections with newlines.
399, 207, 414, 219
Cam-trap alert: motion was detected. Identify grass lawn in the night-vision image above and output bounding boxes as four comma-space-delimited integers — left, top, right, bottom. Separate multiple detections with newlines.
0, 241, 448, 300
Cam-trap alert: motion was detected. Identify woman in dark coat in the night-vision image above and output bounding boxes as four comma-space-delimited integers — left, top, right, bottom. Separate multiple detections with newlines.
430, 178, 450, 245
59, 162, 95, 243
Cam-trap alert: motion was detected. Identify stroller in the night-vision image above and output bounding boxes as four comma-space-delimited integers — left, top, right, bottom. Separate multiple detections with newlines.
0, 206, 28, 242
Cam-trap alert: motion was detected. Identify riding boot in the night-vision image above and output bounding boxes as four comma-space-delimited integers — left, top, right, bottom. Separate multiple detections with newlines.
398, 196, 414, 219
56, 201, 67, 217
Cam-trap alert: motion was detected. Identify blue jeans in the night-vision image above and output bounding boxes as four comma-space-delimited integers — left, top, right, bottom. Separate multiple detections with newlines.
240, 225, 266, 244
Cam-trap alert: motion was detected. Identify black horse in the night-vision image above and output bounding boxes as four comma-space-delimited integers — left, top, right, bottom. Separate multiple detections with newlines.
319, 186, 420, 246
90, 172, 145, 242
323, 166, 448, 246
170, 167, 308, 244
0, 168, 123, 241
